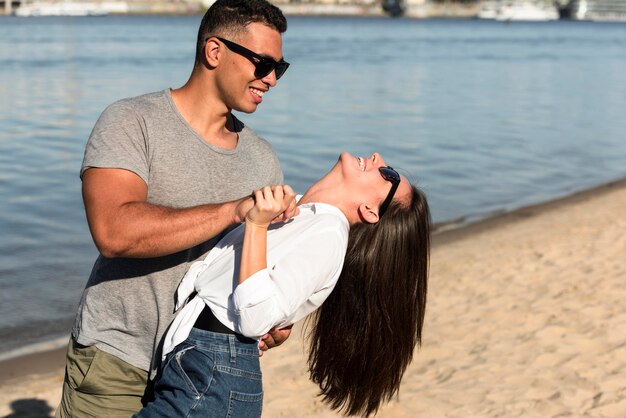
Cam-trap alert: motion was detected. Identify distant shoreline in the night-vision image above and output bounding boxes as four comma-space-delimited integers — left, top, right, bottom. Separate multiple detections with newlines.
2, 1, 481, 19
431, 176, 626, 234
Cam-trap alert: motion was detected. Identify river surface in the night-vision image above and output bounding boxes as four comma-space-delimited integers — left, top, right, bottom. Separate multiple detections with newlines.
1, 16, 625, 356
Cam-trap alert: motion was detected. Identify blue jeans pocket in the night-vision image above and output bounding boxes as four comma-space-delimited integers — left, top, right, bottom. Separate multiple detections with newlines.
210, 361, 262, 418
227, 390, 263, 418
172, 345, 212, 399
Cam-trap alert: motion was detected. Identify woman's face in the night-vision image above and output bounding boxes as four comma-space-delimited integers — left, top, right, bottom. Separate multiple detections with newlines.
336, 152, 412, 213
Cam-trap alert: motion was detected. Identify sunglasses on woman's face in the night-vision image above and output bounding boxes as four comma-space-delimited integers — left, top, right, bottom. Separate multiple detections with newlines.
212, 37, 290, 80
378, 166, 401, 218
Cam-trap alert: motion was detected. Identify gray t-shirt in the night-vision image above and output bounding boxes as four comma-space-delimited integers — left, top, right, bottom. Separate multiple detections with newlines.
73, 89, 283, 373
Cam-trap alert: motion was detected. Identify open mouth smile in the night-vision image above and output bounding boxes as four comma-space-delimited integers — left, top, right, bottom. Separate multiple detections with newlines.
357, 157, 365, 171
250, 87, 265, 98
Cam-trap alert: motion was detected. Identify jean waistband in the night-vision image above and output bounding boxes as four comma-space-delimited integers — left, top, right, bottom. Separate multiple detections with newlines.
188, 328, 259, 356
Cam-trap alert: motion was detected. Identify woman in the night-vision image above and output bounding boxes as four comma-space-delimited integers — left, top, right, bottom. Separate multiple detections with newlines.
136, 152, 430, 418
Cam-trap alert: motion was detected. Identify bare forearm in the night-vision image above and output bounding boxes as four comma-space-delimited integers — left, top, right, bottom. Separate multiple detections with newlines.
239, 222, 268, 284
90, 200, 240, 258
238, 185, 294, 284
82, 167, 255, 258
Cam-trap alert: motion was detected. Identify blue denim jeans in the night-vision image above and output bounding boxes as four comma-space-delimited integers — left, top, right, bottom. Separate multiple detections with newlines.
134, 328, 262, 418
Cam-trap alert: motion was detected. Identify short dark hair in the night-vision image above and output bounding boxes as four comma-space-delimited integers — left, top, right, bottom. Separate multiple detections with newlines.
195, 0, 287, 64
307, 185, 431, 416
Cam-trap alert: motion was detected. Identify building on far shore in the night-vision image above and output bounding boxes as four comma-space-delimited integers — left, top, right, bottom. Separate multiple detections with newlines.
2, 0, 204, 15
1, 0, 471, 18
3, 0, 625, 20
564, 0, 626, 20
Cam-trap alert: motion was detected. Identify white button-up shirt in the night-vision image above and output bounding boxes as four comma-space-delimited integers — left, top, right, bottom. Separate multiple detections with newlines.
161, 201, 350, 357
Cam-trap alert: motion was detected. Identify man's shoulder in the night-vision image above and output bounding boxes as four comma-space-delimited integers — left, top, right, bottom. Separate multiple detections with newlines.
106, 90, 169, 114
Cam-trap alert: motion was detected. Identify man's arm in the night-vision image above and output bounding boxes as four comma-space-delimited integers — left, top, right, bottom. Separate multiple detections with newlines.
82, 167, 253, 258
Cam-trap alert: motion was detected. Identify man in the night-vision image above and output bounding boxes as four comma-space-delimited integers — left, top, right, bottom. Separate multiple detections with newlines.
56, 1, 294, 416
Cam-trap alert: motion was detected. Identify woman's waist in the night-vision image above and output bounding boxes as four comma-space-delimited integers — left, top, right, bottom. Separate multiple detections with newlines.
193, 305, 258, 345
187, 327, 259, 356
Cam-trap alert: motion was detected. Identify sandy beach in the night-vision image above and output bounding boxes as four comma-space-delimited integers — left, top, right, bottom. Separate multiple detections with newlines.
1, 180, 625, 417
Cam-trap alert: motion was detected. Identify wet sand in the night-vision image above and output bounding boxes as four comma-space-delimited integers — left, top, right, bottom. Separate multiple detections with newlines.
2, 180, 625, 417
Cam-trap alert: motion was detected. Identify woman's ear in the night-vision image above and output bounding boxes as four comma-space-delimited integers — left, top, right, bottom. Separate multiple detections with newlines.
358, 203, 380, 224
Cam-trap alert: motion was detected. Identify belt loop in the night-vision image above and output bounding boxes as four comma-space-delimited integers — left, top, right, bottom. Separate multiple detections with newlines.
229, 335, 236, 363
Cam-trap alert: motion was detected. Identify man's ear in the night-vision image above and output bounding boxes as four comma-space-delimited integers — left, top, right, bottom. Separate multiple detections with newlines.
204, 38, 222, 68
358, 203, 380, 224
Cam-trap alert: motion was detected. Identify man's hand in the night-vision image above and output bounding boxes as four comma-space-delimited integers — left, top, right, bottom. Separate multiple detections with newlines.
258, 325, 293, 356
234, 195, 255, 224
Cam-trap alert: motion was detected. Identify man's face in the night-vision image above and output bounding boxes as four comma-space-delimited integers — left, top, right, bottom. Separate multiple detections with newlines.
216, 23, 285, 114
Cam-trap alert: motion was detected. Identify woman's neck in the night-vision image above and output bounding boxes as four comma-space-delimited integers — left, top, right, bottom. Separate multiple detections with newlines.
298, 181, 356, 224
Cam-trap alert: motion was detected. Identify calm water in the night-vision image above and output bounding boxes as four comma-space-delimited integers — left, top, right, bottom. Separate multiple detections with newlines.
1, 16, 626, 355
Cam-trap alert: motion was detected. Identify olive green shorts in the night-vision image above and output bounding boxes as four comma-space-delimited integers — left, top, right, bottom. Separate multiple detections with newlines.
55, 337, 149, 418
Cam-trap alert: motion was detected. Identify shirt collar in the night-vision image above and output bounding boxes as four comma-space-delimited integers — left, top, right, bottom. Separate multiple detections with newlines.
295, 195, 349, 226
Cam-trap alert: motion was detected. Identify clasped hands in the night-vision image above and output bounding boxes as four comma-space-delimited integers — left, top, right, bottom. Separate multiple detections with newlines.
235, 185, 299, 227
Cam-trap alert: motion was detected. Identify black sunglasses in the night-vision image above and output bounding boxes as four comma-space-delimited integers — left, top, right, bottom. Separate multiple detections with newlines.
212, 37, 290, 80
378, 166, 401, 218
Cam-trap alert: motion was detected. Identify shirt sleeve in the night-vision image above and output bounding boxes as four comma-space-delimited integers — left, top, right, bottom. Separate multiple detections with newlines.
232, 224, 347, 337
80, 100, 150, 183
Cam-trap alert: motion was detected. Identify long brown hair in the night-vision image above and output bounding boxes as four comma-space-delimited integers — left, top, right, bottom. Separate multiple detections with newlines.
307, 185, 430, 417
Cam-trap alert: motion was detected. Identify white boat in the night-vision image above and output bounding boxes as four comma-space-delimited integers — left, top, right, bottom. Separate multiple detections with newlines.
15, 2, 109, 16
497, 2, 559, 20
477, 1, 559, 21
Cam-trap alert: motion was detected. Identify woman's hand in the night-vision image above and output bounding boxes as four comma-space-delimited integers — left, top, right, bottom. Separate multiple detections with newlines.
246, 185, 296, 228
258, 325, 293, 356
